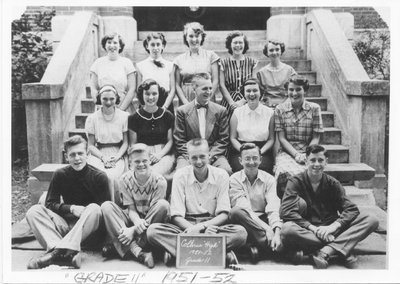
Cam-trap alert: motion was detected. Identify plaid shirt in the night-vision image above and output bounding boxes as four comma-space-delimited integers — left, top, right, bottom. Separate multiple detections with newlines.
275, 99, 323, 152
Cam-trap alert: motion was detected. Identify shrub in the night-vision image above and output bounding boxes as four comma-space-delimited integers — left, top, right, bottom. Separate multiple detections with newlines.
352, 16, 390, 80
11, 10, 54, 162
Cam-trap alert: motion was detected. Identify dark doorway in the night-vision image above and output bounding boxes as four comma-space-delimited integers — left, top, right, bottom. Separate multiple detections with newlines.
133, 7, 270, 31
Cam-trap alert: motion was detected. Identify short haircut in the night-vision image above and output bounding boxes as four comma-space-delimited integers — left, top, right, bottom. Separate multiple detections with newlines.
284, 75, 310, 92
306, 144, 327, 157
128, 143, 149, 156
64, 135, 87, 153
225, 30, 249, 55
263, 40, 286, 57
183, 22, 206, 47
240, 142, 261, 155
187, 138, 209, 153
137, 79, 165, 105
191, 72, 211, 88
96, 85, 121, 105
101, 33, 125, 53
143, 32, 167, 54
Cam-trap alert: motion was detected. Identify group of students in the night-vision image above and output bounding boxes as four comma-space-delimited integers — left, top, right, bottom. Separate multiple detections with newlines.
23, 22, 379, 270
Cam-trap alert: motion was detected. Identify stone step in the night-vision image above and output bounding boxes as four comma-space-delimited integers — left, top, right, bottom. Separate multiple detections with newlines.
322, 144, 349, 163
321, 127, 342, 145
325, 163, 375, 184
138, 30, 267, 41
306, 96, 326, 110
321, 111, 334, 127
132, 48, 304, 62
358, 205, 387, 234
81, 98, 95, 113
344, 186, 376, 206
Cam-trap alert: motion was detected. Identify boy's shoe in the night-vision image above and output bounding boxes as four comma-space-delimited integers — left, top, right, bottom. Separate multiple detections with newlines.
312, 250, 330, 269
137, 251, 155, 269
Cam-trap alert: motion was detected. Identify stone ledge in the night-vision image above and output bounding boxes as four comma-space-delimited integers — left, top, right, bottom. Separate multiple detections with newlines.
31, 163, 66, 181
346, 80, 390, 97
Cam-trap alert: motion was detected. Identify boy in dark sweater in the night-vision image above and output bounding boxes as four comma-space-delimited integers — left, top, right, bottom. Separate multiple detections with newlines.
26, 135, 109, 269
280, 144, 379, 269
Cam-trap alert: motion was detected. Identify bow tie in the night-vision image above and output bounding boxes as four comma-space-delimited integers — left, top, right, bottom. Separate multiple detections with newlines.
196, 103, 208, 109
152, 60, 164, 68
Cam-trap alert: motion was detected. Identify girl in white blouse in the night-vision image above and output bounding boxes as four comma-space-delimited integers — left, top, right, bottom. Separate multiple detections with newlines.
230, 79, 275, 173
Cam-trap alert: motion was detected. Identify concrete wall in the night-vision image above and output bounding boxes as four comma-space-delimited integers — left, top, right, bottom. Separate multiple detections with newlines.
22, 12, 99, 170
305, 9, 389, 187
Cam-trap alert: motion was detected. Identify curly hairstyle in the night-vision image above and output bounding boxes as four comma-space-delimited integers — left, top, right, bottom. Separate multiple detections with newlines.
101, 32, 125, 53
137, 79, 166, 106
183, 22, 206, 47
225, 31, 249, 55
284, 75, 310, 92
262, 40, 285, 57
143, 32, 167, 54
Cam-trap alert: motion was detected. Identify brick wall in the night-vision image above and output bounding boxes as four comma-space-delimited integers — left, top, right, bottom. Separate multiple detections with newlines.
271, 7, 387, 28
25, 6, 133, 17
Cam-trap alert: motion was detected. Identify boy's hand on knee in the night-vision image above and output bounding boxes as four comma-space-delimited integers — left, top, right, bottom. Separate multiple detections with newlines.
70, 205, 85, 218
133, 219, 149, 235
118, 227, 135, 245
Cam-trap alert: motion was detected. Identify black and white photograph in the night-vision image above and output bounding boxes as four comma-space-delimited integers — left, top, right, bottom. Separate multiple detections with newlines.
2, 0, 399, 283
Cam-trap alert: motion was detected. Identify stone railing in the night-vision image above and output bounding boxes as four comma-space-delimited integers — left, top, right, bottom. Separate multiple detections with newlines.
306, 9, 389, 187
22, 12, 99, 170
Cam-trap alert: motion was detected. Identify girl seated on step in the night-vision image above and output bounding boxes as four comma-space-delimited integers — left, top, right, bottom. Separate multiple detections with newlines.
274, 76, 324, 198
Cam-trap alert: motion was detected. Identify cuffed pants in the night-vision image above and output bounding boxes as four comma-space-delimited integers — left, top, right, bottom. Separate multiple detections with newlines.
176, 155, 233, 175
101, 200, 170, 257
146, 223, 247, 257
229, 207, 271, 247
281, 212, 379, 256
26, 203, 103, 252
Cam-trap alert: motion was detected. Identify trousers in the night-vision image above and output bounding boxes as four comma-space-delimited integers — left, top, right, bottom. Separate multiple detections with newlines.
26, 203, 103, 252
101, 199, 170, 257
229, 207, 272, 247
176, 155, 233, 175
281, 211, 379, 256
146, 222, 247, 257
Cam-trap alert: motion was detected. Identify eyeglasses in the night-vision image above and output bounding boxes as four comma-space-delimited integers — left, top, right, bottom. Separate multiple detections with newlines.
243, 156, 260, 162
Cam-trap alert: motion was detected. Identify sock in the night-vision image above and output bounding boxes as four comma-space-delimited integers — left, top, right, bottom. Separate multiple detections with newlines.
320, 245, 336, 257
129, 240, 142, 258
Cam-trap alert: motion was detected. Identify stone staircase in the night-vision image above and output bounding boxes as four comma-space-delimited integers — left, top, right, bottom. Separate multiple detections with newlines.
67, 30, 378, 203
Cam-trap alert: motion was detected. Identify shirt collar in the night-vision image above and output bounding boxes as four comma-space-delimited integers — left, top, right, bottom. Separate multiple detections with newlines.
284, 98, 311, 112
244, 103, 262, 115
188, 165, 216, 185
240, 169, 265, 184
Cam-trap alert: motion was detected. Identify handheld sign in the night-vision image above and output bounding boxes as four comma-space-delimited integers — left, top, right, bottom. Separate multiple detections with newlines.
176, 234, 226, 269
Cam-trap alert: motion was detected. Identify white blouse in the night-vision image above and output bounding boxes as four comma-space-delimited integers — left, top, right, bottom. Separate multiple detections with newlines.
233, 104, 274, 142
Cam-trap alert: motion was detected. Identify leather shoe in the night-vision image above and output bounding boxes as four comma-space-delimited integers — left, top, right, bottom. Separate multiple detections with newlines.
163, 251, 174, 267
343, 254, 358, 269
312, 251, 329, 269
102, 244, 119, 259
226, 251, 239, 268
249, 246, 259, 264
137, 251, 155, 269
27, 249, 59, 269
27, 249, 81, 269
286, 250, 307, 265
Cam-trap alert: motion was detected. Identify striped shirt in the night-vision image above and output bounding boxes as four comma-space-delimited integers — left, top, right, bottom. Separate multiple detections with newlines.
275, 99, 324, 152
119, 170, 167, 218
220, 56, 257, 108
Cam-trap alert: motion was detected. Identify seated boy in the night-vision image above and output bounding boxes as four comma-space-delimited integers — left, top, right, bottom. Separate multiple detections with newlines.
25, 135, 109, 269
101, 144, 170, 268
280, 145, 379, 269
229, 143, 282, 263
147, 138, 247, 267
